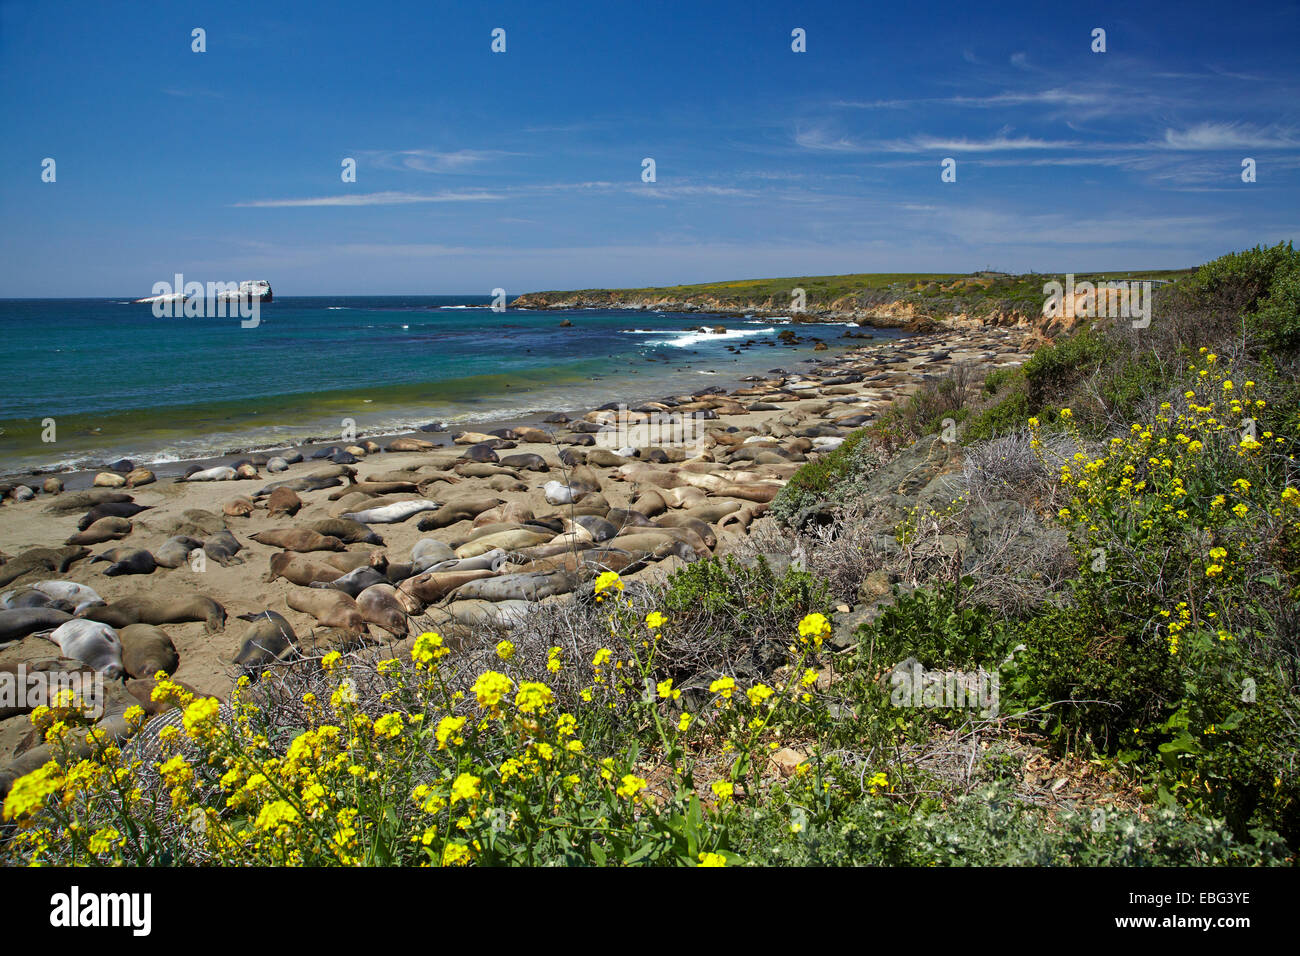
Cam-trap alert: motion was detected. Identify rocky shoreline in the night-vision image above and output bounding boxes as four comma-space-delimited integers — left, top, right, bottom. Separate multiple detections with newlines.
0, 319, 1034, 786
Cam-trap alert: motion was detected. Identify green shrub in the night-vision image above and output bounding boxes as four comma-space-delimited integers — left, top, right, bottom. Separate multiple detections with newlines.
770, 429, 875, 525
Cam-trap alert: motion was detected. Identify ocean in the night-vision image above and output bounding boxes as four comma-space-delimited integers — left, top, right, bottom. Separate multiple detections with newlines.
0, 296, 903, 477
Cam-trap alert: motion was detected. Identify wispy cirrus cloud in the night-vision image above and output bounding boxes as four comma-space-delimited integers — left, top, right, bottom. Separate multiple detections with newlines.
359, 148, 521, 173
232, 191, 505, 208
1156, 122, 1300, 150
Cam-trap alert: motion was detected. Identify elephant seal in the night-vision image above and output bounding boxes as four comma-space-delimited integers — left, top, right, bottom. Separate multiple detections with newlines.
183, 465, 238, 482
311, 565, 387, 597
232, 610, 298, 670
386, 437, 436, 452
356, 584, 409, 637
223, 497, 256, 517
39, 620, 124, 677
326, 481, 420, 501
118, 623, 180, 679
267, 457, 290, 473
323, 551, 385, 573
654, 514, 717, 549
42, 477, 64, 495
399, 569, 497, 605
415, 494, 502, 530
0, 546, 91, 588
266, 486, 303, 517
411, 538, 456, 567
1, 588, 71, 611
499, 453, 549, 472
286, 588, 366, 635
203, 530, 245, 566
0, 607, 75, 643
266, 552, 345, 586
77, 502, 151, 530
66, 516, 133, 545
421, 549, 509, 575
341, 500, 440, 524
92, 547, 157, 576
31, 581, 105, 614
93, 472, 127, 488
459, 443, 499, 463
81, 595, 226, 633
125, 468, 156, 487
606, 508, 655, 529
307, 518, 384, 545
453, 529, 553, 560
249, 529, 345, 552
154, 535, 205, 569
43, 490, 132, 515
573, 515, 619, 543
450, 569, 579, 603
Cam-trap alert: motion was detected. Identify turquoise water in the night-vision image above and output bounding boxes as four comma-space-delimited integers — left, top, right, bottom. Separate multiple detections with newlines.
0, 296, 900, 474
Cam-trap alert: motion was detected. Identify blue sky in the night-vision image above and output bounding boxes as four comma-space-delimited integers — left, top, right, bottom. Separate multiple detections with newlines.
1, 0, 1297, 296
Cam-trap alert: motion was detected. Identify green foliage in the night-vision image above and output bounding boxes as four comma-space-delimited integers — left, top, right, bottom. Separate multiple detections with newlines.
853, 580, 1012, 672
738, 784, 1289, 866
770, 428, 875, 525
663, 554, 833, 643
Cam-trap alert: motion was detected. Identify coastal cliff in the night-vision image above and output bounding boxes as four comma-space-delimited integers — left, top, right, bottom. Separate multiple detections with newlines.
512, 269, 1191, 344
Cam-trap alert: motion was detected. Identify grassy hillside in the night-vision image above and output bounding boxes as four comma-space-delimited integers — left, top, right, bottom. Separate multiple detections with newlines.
519, 268, 1198, 317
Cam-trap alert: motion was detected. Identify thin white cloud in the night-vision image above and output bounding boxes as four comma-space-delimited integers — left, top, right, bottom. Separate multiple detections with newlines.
1157, 123, 1299, 150
886, 135, 1080, 152
361, 148, 521, 173
232, 191, 505, 208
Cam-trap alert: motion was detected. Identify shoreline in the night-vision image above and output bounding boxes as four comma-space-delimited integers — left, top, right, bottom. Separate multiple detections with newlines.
0, 314, 887, 491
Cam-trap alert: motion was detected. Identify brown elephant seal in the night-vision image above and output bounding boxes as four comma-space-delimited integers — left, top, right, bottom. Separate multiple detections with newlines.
386, 437, 436, 452
307, 518, 385, 545
323, 550, 386, 572
232, 610, 297, 670
42, 477, 64, 495
459, 443, 499, 463
326, 481, 420, 501
118, 623, 180, 678
415, 494, 502, 530
223, 496, 256, 517
125, 468, 156, 487
512, 426, 554, 444
154, 535, 204, 569
266, 552, 345, 586
91, 547, 157, 576
286, 587, 366, 634
399, 569, 497, 604
654, 513, 717, 549
605, 508, 655, 529
93, 471, 127, 488
77, 501, 151, 530
250, 529, 346, 552
65, 516, 133, 545
81, 594, 226, 633
498, 453, 549, 472
266, 486, 303, 517
356, 584, 409, 637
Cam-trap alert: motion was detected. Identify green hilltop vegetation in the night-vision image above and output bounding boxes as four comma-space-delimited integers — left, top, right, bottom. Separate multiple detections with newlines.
520, 268, 1198, 317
